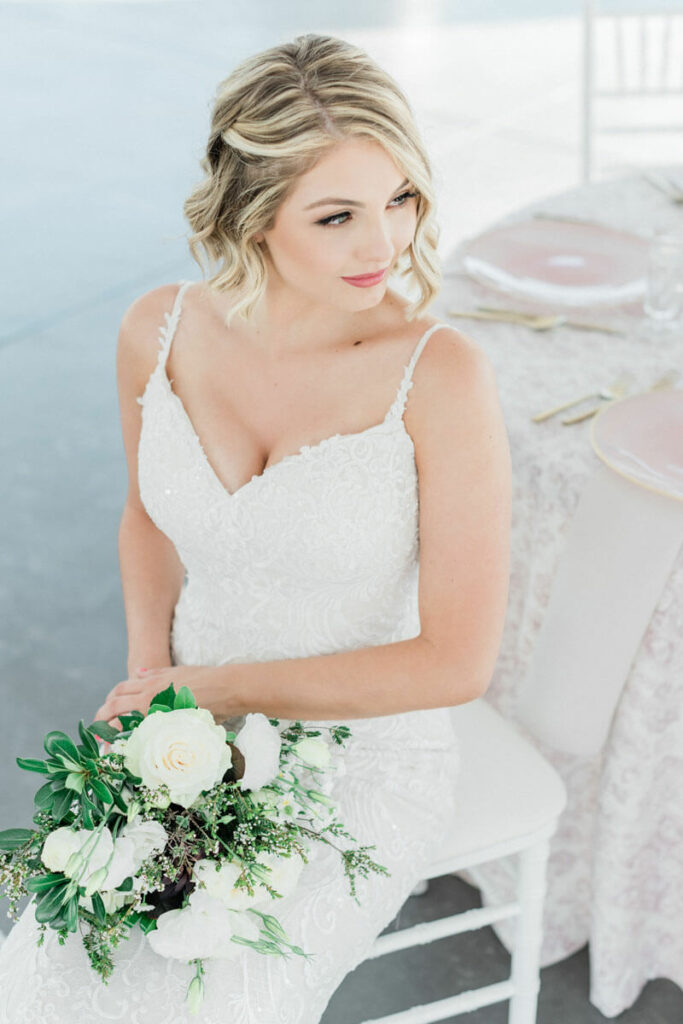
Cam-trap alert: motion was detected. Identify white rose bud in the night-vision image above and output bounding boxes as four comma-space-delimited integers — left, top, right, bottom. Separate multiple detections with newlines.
293, 737, 331, 769
186, 974, 204, 1016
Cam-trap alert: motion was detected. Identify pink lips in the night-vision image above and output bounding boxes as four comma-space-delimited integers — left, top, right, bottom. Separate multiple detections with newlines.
341, 268, 388, 288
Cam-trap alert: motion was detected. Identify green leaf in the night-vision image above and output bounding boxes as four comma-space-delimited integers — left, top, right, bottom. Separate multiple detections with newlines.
81, 799, 94, 830
150, 683, 176, 709
43, 732, 81, 765
64, 895, 79, 933
138, 914, 158, 935
147, 703, 171, 715
15, 757, 50, 776
118, 713, 141, 732
89, 721, 121, 743
45, 764, 71, 780
25, 872, 68, 894
0, 827, 35, 852
34, 882, 70, 923
90, 779, 113, 804
173, 686, 197, 710
65, 772, 85, 794
112, 787, 129, 813
51, 788, 75, 822
115, 876, 134, 892
78, 720, 100, 757
34, 781, 56, 811
91, 891, 108, 925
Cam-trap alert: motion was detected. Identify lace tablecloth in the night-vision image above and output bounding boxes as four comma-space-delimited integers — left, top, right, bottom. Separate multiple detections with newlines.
432, 170, 683, 1018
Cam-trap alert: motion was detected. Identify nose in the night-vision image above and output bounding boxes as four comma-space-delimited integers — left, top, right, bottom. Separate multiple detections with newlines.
354, 215, 395, 267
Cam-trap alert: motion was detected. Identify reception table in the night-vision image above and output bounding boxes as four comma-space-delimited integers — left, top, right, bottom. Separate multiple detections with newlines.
431, 169, 683, 1018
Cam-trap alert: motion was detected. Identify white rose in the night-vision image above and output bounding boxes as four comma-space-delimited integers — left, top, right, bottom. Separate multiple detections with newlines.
120, 816, 168, 868
293, 737, 331, 769
234, 714, 282, 792
147, 890, 258, 961
122, 708, 232, 809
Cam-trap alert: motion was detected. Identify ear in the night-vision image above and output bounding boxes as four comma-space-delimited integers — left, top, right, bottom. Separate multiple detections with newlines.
253, 231, 265, 243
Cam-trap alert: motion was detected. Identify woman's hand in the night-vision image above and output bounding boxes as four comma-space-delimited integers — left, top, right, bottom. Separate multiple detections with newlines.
92, 665, 232, 729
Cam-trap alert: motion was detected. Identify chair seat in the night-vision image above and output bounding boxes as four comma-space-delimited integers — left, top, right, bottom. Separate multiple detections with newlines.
427, 699, 567, 873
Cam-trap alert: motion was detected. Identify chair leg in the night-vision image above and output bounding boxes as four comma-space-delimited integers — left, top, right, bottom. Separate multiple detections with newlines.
507, 838, 551, 1024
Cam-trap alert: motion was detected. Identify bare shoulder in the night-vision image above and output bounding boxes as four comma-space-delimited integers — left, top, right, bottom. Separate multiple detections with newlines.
406, 320, 500, 424
116, 282, 183, 393
402, 318, 509, 486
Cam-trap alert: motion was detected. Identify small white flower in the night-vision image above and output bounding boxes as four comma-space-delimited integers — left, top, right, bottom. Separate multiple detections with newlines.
122, 708, 232, 809
293, 737, 331, 769
234, 714, 282, 792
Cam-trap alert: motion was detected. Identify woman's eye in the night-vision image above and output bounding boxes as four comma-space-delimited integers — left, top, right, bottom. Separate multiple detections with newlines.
316, 190, 418, 227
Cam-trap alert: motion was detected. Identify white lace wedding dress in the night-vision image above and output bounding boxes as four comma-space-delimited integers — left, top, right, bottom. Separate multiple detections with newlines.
0, 281, 461, 1024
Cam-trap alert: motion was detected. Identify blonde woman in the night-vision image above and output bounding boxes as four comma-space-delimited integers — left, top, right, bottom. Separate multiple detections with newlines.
0, 33, 511, 1023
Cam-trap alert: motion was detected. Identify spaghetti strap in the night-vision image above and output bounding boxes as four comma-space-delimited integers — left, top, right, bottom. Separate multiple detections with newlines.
386, 321, 446, 421
156, 279, 193, 368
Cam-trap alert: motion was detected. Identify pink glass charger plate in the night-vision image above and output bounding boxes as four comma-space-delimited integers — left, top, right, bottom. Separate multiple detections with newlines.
461, 217, 649, 308
590, 389, 683, 501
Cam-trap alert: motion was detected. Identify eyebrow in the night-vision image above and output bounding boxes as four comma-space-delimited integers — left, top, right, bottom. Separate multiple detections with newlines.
303, 178, 410, 211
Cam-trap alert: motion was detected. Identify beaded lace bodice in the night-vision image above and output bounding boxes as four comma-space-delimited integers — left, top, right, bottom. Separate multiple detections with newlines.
136, 280, 456, 749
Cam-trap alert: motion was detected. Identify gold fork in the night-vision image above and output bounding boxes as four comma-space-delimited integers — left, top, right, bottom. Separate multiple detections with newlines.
561, 370, 679, 425
531, 372, 635, 423
448, 307, 624, 335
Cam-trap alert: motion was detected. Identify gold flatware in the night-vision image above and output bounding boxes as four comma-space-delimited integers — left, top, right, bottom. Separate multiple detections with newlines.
560, 370, 676, 425
531, 372, 634, 423
447, 307, 624, 335
476, 306, 625, 336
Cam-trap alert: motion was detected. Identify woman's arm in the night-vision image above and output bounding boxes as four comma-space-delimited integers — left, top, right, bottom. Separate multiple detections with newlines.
115, 285, 186, 675
98, 326, 511, 725
216, 326, 511, 719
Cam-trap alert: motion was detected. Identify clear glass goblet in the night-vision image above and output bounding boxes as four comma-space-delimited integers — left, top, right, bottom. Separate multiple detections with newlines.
643, 229, 683, 331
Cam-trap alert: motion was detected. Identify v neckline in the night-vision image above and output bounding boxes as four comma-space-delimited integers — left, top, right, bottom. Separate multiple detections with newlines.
156, 359, 413, 501
145, 282, 443, 501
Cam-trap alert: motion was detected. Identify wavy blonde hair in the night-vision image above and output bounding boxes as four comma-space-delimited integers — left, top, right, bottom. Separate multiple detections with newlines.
183, 33, 441, 324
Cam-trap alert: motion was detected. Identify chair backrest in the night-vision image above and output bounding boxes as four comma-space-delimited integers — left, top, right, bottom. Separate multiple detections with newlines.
582, 2, 683, 179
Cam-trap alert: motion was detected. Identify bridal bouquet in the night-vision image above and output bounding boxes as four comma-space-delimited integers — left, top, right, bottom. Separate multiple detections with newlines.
0, 684, 389, 1014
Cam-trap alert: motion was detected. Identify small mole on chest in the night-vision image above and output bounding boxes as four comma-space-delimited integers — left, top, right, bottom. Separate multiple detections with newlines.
353, 339, 362, 346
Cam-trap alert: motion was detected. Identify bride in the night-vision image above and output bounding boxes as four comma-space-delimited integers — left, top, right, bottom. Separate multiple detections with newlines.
0, 33, 511, 1024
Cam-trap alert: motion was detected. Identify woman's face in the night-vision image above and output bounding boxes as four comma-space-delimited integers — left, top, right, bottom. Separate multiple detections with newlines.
257, 136, 419, 313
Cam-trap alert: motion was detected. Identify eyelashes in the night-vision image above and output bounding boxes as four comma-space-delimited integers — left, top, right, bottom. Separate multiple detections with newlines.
315, 190, 419, 227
